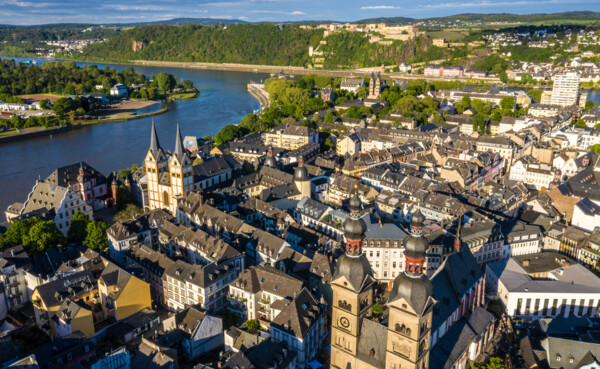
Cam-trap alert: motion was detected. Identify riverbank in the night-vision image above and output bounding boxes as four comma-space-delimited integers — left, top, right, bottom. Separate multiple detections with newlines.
0, 106, 168, 144
247, 83, 269, 113
0, 125, 69, 144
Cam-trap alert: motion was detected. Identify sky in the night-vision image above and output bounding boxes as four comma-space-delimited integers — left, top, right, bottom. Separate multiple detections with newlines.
0, 0, 599, 25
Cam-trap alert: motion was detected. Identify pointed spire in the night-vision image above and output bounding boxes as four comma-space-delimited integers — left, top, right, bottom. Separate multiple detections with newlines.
174, 121, 184, 161
149, 118, 161, 156
454, 205, 464, 252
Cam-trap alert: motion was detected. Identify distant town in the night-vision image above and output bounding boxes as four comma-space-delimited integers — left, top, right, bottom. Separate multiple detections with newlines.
1, 12, 600, 369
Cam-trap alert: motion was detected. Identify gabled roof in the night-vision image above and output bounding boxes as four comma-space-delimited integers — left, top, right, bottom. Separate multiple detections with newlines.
271, 288, 320, 339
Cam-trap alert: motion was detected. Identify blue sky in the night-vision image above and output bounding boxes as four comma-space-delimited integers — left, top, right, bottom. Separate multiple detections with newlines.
1, 0, 599, 25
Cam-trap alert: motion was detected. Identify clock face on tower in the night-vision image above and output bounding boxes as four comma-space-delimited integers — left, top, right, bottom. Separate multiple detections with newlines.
340, 317, 350, 328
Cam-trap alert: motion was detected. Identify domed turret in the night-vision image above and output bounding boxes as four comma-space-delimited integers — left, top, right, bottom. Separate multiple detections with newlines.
294, 158, 309, 181
388, 271, 433, 314
333, 253, 373, 292
264, 147, 277, 168
342, 185, 367, 254
388, 208, 433, 314
404, 208, 428, 260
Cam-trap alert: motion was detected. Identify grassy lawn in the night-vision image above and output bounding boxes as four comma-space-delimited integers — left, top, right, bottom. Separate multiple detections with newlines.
165, 89, 199, 101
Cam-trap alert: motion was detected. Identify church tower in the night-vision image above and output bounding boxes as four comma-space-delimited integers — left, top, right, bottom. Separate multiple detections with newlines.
385, 209, 434, 369
144, 120, 168, 211
294, 158, 311, 199
168, 123, 193, 215
330, 189, 375, 369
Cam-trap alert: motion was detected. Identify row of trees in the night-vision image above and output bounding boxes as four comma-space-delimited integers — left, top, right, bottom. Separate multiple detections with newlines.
0, 213, 109, 254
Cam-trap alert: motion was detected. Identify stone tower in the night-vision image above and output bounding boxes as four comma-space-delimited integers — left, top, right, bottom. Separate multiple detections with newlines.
168, 123, 193, 215
294, 158, 311, 199
144, 119, 168, 211
330, 189, 375, 369
385, 209, 434, 369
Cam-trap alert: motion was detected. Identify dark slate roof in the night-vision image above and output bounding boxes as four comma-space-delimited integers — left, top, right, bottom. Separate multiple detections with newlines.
232, 265, 304, 298
99, 262, 135, 300
35, 270, 95, 308
430, 246, 483, 332
244, 340, 297, 369
271, 288, 320, 339
429, 306, 496, 369
32, 334, 94, 367
45, 161, 107, 188
0, 245, 31, 271
356, 318, 388, 368
164, 260, 236, 289
193, 155, 240, 182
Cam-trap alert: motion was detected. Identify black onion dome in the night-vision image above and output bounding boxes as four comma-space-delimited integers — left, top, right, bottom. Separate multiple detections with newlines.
388, 272, 433, 314
264, 149, 277, 168
411, 208, 425, 227
404, 234, 429, 259
294, 161, 309, 181
349, 191, 362, 212
333, 253, 372, 292
343, 216, 367, 240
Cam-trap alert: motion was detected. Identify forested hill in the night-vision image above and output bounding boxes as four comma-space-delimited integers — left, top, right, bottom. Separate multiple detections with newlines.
79, 24, 324, 66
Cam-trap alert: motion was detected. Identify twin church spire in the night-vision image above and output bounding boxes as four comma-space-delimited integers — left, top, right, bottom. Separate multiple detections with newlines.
148, 119, 186, 162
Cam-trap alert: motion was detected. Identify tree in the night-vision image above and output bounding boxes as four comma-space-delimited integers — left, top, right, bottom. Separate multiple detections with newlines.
431, 112, 445, 123
114, 204, 144, 222
473, 114, 486, 133
116, 185, 136, 211
574, 119, 588, 127
527, 89, 543, 104
39, 99, 50, 110
182, 79, 195, 90
52, 97, 73, 118
245, 319, 261, 331
585, 100, 599, 112
372, 302, 384, 316
324, 138, 334, 149
498, 70, 508, 83
500, 96, 515, 110
0, 218, 40, 248
67, 211, 91, 245
591, 144, 600, 156
324, 110, 335, 123
155, 72, 177, 93
471, 357, 506, 369
84, 221, 109, 250
22, 220, 65, 255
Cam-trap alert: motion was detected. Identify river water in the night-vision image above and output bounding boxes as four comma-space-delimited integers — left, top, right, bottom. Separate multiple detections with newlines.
0, 57, 270, 220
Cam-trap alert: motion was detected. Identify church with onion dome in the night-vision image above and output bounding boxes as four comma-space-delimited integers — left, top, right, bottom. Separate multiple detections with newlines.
330, 189, 496, 369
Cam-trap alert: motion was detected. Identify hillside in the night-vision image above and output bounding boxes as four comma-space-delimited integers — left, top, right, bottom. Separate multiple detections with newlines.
114, 18, 247, 26
78, 24, 323, 66
420, 11, 600, 24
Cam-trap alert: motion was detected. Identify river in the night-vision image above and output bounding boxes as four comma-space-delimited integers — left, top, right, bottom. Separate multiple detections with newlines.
0, 57, 270, 220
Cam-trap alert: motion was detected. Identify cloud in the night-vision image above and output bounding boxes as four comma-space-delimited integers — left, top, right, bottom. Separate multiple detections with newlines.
249, 10, 306, 15
3, 0, 57, 8
360, 5, 401, 9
